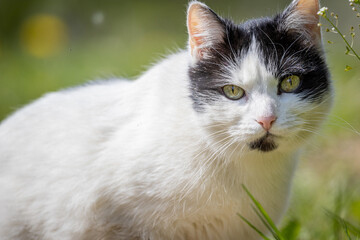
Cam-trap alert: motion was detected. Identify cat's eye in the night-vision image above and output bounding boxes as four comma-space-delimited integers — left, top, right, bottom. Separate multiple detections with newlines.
280, 75, 301, 93
222, 85, 245, 100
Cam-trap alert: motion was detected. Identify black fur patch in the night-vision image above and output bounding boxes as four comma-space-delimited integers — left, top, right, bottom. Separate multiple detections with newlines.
188, 9, 330, 111
249, 133, 278, 152
188, 20, 252, 110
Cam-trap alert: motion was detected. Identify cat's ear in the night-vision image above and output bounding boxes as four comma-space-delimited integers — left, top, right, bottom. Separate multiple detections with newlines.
187, 2, 225, 61
282, 0, 321, 45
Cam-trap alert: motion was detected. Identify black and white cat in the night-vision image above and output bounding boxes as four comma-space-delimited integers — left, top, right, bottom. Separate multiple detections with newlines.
0, 0, 332, 239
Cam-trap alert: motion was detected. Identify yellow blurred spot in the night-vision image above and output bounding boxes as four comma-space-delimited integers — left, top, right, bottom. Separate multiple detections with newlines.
345, 65, 353, 72
20, 14, 68, 58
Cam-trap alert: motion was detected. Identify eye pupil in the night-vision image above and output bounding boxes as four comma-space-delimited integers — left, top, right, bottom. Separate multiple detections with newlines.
222, 85, 245, 100
280, 75, 301, 93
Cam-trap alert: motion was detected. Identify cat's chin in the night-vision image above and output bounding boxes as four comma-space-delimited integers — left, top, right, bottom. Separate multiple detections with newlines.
248, 132, 278, 152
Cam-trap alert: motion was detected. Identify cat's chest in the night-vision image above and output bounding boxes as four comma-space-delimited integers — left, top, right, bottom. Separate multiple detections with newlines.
150, 191, 276, 240
159, 174, 289, 238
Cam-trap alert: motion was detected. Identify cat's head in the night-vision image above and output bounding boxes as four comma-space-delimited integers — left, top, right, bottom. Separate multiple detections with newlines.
187, 0, 333, 155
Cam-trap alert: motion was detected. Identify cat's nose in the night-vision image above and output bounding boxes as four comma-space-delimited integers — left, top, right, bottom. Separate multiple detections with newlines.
256, 116, 277, 131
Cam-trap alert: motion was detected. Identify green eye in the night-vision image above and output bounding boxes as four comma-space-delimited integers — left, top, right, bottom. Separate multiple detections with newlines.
222, 85, 245, 100
280, 75, 301, 93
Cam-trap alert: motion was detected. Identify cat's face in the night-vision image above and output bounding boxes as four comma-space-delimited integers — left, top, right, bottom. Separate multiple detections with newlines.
187, 0, 332, 154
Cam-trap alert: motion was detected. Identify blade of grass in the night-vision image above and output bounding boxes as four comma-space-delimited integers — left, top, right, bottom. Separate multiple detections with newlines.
251, 205, 279, 240
281, 219, 301, 240
345, 224, 353, 240
237, 213, 272, 240
334, 186, 345, 239
242, 184, 285, 240
325, 209, 360, 237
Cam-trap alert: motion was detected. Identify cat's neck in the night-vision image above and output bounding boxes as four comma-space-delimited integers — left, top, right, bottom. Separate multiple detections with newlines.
187, 135, 299, 194
196, 143, 298, 181
181, 142, 298, 220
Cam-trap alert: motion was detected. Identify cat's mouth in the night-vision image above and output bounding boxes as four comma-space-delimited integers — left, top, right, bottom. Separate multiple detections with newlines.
248, 132, 278, 152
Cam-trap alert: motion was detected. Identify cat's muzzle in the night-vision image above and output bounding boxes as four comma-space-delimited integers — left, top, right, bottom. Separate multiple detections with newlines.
248, 132, 278, 152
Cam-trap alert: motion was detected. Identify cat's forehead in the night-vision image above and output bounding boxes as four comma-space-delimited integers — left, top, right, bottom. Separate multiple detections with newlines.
231, 17, 305, 60
226, 18, 287, 88
234, 39, 277, 90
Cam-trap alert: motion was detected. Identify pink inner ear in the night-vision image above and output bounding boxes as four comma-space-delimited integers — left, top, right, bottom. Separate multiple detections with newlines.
296, 0, 320, 39
187, 3, 225, 59
188, 4, 206, 57
297, 0, 319, 15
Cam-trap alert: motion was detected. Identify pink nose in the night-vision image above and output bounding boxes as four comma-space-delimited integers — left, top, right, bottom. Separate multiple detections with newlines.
256, 116, 277, 131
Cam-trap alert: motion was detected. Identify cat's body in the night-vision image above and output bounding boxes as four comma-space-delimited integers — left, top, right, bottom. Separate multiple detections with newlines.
0, 1, 332, 239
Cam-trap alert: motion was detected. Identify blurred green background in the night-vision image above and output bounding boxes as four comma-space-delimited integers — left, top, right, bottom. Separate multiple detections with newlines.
0, 0, 359, 238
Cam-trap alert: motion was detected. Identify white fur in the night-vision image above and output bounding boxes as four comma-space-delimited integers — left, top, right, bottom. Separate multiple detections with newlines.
0, 2, 332, 240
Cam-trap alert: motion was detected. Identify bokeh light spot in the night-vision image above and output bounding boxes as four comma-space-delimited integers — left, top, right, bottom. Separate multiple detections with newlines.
92, 11, 104, 26
20, 14, 68, 58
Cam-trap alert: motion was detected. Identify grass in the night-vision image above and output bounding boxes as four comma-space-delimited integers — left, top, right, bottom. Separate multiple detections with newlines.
240, 182, 360, 240
238, 185, 286, 240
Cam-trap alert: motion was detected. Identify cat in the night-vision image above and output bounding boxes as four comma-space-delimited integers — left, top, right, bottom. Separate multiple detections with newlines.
0, 0, 332, 239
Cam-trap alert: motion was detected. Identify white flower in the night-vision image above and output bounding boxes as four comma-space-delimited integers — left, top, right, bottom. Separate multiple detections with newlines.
317, 7, 328, 16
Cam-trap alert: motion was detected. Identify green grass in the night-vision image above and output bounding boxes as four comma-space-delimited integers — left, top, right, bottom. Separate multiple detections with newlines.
240, 184, 360, 240
238, 185, 286, 240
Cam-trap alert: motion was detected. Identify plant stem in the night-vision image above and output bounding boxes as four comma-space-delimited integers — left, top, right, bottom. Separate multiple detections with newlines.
323, 15, 360, 61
